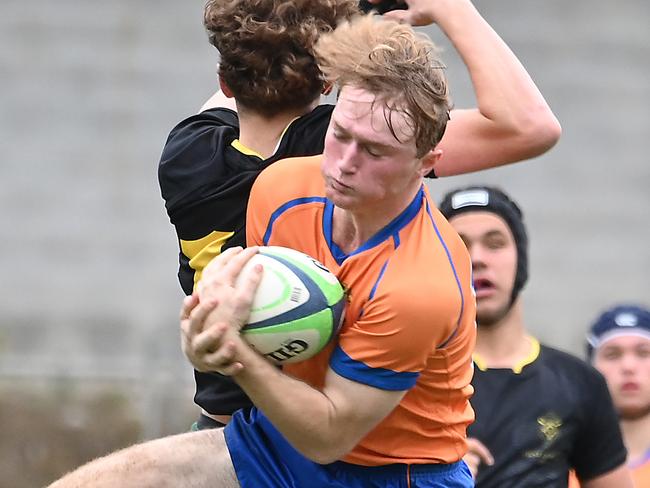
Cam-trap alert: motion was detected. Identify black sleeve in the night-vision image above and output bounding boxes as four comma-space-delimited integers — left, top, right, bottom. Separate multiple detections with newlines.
158, 110, 254, 414
158, 108, 239, 214
569, 366, 627, 481
158, 108, 251, 295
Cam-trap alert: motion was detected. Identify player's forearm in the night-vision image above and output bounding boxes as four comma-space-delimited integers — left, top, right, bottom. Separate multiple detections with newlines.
232, 348, 353, 463
439, 0, 561, 152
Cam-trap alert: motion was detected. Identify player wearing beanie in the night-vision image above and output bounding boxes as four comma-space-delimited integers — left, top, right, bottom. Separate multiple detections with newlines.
440, 186, 633, 488
585, 304, 650, 487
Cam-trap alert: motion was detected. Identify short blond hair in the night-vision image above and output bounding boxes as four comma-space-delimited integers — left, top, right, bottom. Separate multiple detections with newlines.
315, 15, 450, 157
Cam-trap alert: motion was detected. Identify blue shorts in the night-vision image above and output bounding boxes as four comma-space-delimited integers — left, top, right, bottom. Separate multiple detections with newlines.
224, 407, 474, 488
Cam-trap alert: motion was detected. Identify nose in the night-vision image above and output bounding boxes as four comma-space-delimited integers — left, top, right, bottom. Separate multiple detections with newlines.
337, 141, 359, 175
619, 352, 638, 374
468, 243, 487, 270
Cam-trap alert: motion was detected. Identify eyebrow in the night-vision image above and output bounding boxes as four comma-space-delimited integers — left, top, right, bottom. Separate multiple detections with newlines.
459, 230, 507, 240
331, 121, 399, 151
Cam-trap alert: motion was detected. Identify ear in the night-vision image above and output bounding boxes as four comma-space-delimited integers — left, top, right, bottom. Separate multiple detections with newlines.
218, 77, 235, 98
418, 148, 442, 177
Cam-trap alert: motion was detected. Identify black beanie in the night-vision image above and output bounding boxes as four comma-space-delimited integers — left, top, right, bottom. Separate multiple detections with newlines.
439, 186, 529, 305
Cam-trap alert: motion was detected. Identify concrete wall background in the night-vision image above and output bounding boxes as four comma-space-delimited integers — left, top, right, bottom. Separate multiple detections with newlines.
0, 0, 648, 481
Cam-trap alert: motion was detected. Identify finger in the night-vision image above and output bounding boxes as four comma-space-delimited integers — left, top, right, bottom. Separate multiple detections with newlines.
203, 246, 245, 277
466, 438, 494, 465
462, 453, 480, 478
191, 322, 229, 354
221, 246, 260, 285
180, 293, 200, 321
232, 262, 264, 324
185, 298, 220, 338
200, 340, 239, 369
219, 361, 244, 376
382, 9, 411, 24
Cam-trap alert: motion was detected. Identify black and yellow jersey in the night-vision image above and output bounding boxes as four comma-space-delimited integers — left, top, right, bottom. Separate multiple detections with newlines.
158, 105, 333, 414
468, 341, 626, 488
159, 105, 334, 295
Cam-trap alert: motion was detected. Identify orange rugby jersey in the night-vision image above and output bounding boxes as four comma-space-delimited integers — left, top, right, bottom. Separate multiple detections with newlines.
246, 156, 476, 466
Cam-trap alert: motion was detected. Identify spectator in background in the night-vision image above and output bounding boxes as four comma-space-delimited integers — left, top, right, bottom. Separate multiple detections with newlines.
571, 305, 650, 487
439, 185, 633, 488
158, 0, 561, 431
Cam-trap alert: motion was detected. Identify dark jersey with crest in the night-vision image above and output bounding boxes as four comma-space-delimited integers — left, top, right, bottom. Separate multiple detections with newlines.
158, 105, 334, 415
468, 341, 626, 488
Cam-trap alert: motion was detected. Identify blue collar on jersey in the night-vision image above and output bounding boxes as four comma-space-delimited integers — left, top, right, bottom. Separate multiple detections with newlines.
324, 185, 426, 265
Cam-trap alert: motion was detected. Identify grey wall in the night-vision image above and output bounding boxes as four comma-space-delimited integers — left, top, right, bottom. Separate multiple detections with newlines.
1, 0, 648, 439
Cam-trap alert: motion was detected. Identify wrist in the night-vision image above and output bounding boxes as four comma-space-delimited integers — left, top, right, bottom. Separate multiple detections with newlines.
430, 0, 481, 36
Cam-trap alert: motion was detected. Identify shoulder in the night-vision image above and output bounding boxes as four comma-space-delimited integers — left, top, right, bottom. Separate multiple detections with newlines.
537, 344, 610, 393
274, 104, 334, 158
249, 156, 324, 218
158, 108, 240, 207
253, 155, 323, 194
162, 108, 238, 156
538, 345, 595, 375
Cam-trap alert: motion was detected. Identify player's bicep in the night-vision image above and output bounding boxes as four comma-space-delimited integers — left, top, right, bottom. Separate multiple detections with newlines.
322, 367, 406, 451
435, 108, 536, 177
579, 464, 634, 488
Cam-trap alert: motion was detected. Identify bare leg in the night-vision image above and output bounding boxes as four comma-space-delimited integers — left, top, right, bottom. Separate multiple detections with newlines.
47, 428, 240, 488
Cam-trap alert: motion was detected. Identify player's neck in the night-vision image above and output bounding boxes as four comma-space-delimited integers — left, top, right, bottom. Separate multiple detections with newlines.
620, 413, 650, 462
474, 301, 534, 370
331, 185, 422, 255
237, 101, 318, 159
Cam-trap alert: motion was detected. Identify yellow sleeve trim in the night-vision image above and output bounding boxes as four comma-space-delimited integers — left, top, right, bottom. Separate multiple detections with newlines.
180, 231, 235, 291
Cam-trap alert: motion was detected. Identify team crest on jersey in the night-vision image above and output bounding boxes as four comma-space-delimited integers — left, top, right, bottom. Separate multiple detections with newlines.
524, 412, 563, 461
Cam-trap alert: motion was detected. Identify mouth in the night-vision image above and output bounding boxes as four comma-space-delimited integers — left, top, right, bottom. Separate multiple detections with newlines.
473, 278, 496, 298
329, 177, 352, 192
621, 382, 640, 392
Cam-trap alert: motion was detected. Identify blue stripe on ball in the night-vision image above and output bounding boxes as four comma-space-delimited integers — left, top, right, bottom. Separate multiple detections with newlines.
243, 251, 329, 330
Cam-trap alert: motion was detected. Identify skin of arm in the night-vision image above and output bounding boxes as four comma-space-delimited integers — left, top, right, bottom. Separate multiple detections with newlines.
369, 0, 563, 176
579, 464, 634, 488
198, 0, 560, 177
463, 437, 494, 478
182, 247, 407, 464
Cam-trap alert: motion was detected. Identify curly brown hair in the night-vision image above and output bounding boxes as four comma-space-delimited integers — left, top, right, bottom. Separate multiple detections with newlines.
315, 15, 451, 157
204, 0, 359, 117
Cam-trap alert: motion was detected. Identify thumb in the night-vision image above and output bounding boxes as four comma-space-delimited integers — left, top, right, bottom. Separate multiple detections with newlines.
466, 438, 494, 466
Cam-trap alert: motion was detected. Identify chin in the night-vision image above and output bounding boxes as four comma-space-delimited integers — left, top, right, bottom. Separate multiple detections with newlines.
476, 302, 511, 327
618, 402, 650, 420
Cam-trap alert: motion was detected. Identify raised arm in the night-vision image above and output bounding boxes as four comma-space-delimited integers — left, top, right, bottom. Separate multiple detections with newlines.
387, 0, 562, 176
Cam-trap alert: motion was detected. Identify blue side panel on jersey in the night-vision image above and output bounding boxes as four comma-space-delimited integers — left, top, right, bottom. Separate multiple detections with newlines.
368, 258, 390, 301
330, 345, 419, 391
263, 196, 328, 246
244, 250, 328, 329
424, 199, 465, 349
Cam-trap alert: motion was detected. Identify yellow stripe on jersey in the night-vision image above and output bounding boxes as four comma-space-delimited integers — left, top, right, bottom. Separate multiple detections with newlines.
180, 231, 234, 291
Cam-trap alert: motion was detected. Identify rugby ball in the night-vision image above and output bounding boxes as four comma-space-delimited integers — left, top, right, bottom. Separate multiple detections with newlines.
236, 246, 346, 364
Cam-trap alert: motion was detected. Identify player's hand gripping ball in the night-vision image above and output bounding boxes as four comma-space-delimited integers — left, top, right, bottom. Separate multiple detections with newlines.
203, 246, 346, 364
